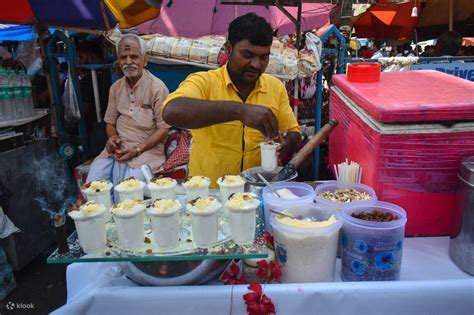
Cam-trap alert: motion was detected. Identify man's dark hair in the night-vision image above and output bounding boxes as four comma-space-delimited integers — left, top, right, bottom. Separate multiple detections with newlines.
228, 13, 273, 46
435, 31, 462, 56
402, 42, 411, 51
373, 40, 382, 50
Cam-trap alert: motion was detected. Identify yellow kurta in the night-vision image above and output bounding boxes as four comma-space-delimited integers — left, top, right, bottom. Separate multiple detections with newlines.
162, 65, 300, 187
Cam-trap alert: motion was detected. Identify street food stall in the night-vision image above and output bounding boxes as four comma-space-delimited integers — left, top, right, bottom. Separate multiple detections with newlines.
1, 1, 474, 315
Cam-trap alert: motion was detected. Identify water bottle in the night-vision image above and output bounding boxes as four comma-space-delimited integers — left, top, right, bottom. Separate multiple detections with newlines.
0, 70, 5, 121
12, 70, 24, 119
4, 71, 15, 121
21, 70, 34, 117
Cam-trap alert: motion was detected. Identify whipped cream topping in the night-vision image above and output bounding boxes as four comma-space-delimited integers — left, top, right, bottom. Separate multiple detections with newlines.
147, 199, 181, 215
186, 197, 221, 214
82, 180, 112, 193
183, 176, 211, 189
217, 175, 245, 186
111, 199, 145, 216
69, 201, 106, 219
150, 177, 177, 188
226, 192, 260, 210
115, 177, 144, 192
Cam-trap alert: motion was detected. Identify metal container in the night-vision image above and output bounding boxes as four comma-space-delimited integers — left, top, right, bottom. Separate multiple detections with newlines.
241, 166, 298, 196
449, 156, 474, 275
120, 259, 230, 286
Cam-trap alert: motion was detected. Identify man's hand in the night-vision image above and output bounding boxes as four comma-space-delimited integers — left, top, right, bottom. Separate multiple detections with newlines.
240, 104, 279, 139
114, 148, 137, 162
276, 131, 301, 165
106, 135, 122, 154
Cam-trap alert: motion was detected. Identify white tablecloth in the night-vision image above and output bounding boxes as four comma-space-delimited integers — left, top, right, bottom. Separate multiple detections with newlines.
52, 237, 474, 315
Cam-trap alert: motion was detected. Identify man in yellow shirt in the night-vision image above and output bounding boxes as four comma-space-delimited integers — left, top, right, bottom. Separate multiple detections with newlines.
162, 13, 300, 186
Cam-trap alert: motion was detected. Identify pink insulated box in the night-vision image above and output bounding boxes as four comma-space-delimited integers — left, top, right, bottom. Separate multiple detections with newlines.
329, 70, 474, 236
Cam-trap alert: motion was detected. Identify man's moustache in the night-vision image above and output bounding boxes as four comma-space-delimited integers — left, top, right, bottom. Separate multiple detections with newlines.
123, 66, 138, 70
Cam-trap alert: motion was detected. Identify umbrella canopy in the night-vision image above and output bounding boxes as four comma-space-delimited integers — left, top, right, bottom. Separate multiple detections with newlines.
136, 1, 335, 38
417, 0, 474, 40
353, 1, 421, 41
0, 0, 160, 31
0, 24, 55, 41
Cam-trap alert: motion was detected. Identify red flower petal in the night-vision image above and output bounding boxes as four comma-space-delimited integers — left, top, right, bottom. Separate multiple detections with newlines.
230, 263, 240, 275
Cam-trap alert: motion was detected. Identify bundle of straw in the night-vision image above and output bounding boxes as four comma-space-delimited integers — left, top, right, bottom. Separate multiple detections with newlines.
334, 159, 362, 183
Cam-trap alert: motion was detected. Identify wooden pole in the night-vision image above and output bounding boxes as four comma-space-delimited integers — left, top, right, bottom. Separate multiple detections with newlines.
449, 0, 453, 31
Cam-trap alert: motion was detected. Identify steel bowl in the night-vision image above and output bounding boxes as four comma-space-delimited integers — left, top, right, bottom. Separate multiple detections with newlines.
120, 259, 230, 286
241, 166, 298, 196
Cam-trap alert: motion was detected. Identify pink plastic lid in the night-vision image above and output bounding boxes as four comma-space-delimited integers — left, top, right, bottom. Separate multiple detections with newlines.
333, 70, 474, 123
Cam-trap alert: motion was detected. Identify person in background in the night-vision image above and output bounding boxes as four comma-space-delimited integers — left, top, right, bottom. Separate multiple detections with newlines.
370, 40, 384, 59
0, 45, 23, 69
161, 13, 301, 186
434, 31, 462, 57
400, 43, 415, 57
86, 34, 169, 198
421, 45, 435, 57
360, 46, 372, 59
415, 45, 423, 56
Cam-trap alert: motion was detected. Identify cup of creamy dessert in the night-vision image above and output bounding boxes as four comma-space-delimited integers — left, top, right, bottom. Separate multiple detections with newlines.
182, 176, 211, 201
259, 141, 280, 171
111, 199, 146, 250
146, 199, 181, 249
68, 201, 107, 253
216, 175, 246, 203
148, 177, 177, 200
82, 180, 113, 221
186, 196, 221, 248
225, 192, 260, 245
114, 177, 145, 202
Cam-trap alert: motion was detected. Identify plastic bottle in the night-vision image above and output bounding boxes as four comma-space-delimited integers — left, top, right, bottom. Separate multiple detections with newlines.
21, 70, 34, 117
13, 70, 24, 119
0, 70, 6, 121
4, 71, 15, 121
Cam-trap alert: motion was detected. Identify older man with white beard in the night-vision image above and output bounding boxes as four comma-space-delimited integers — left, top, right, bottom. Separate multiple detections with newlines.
86, 34, 169, 199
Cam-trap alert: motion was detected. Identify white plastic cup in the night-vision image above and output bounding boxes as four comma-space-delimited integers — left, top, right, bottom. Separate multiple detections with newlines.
183, 177, 211, 202
270, 205, 342, 283
148, 178, 177, 200
82, 191, 113, 222
260, 142, 280, 171
229, 207, 257, 245
114, 181, 145, 203
190, 211, 219, 248
112, 208, 145, 250
226, 193, 260, 245
217, 176, 245, 203
69, 208, 107, 253
146, 202, 181, 249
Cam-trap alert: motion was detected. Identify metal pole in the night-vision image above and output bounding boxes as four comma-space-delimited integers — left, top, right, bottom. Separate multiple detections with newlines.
90, 69, 102, 123
314, 69, 323, 180
295, 0, 302, 50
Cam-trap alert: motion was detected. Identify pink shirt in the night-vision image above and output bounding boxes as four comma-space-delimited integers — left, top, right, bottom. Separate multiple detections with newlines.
96, 70, 170, 172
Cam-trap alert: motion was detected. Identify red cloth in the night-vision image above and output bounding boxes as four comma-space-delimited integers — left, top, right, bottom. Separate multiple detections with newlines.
161, 129, 191, 172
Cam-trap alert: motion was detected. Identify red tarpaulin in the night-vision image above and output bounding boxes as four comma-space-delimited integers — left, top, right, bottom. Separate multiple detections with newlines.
353, 1, 421, 40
